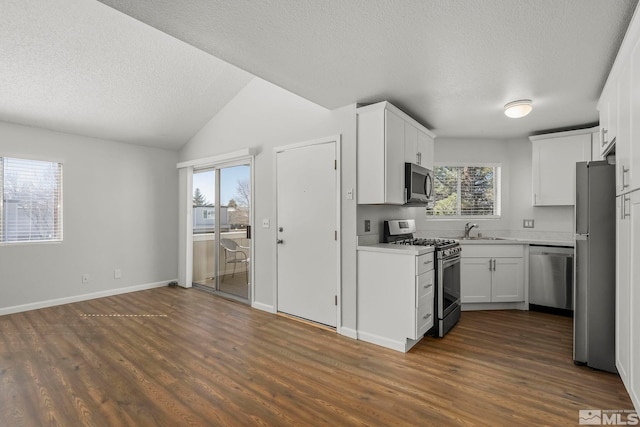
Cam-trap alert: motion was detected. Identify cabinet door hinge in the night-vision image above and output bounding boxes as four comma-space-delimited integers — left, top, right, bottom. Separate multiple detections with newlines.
334, 295, 338, 306
334, 159, 337, 170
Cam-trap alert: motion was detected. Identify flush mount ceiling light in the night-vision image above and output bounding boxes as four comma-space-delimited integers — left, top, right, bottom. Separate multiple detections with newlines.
504, 99, 533, 118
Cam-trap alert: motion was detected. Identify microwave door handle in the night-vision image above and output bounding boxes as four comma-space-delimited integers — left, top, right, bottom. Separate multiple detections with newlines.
425, 174, 433, 198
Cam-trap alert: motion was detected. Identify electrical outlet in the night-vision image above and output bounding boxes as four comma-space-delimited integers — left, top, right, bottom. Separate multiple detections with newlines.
262, 219, 270, 228
523, 219, 535, 228
364, 220, 371, 232
82, 274, 89, 284
114, 268, 122, 279
346, 188, 354, 200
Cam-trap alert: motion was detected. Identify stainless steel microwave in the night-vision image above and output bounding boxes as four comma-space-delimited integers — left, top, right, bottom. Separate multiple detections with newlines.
404, 163, 435, 207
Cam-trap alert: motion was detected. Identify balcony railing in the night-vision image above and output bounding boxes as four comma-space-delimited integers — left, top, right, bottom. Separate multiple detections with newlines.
192, 231, 249, 283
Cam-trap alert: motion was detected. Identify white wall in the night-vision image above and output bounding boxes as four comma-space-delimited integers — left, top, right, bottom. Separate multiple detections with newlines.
356, 137, 574, 241
0, 121, 179, 314
178, 78, 358, 334
417, 137, 574, 240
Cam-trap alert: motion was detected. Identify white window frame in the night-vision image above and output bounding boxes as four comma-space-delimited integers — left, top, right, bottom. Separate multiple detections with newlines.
429, 162, 502, 219
0, 156, 63, 245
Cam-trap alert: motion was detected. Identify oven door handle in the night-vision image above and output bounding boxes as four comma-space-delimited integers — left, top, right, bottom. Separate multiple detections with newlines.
442, 254, 461, 268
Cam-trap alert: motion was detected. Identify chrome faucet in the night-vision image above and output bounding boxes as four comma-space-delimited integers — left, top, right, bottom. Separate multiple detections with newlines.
464, 222, 479, 239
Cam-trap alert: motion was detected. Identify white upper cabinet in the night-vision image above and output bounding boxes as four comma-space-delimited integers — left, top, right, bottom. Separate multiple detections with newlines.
530, 129, 593, 206
404, 121, 435, 170
357, 101, 436, 204
599, 88, 618, 157
617, 58, 632, 195
417, 129, 435, 171
356, 105, 405, 204
598, 6, 640, 195
404, 121, 418, 165
630, 38, 640, 192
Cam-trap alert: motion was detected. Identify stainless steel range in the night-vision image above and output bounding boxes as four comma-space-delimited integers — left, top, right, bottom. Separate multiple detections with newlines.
383, 220, 461, 337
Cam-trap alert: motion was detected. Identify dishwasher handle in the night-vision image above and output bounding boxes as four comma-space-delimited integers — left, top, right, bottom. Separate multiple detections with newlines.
540, 252, 573, 257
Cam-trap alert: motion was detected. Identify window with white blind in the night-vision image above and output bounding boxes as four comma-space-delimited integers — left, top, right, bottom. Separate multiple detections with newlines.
1, 157, 63, 243
428, 164, 501, 217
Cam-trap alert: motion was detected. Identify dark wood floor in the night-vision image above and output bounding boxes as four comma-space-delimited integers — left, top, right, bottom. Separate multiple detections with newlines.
0, 287, 632, 426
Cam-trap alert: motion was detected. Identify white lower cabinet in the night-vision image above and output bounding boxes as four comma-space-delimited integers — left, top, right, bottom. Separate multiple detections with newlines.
616, 193, 631, 389
460, 245, 525, 305
628, 190, 640, 409
357, 249, 435, 352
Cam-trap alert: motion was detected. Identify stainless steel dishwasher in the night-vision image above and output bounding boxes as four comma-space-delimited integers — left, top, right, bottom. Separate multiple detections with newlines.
529, 245, 574, 311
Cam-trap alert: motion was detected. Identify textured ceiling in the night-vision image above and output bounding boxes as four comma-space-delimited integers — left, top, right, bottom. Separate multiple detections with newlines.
99, 0, 638, 139
0, 0, 252, 150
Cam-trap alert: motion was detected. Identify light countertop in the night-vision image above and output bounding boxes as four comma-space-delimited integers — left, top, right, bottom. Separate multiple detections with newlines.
459, 238, 574, 247
357, 243, 435, 256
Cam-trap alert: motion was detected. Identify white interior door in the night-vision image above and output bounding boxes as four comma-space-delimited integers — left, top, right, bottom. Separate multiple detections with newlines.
276, 141, 337, 327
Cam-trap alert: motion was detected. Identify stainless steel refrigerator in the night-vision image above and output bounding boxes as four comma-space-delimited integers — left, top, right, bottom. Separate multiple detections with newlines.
574, 160, 616, 373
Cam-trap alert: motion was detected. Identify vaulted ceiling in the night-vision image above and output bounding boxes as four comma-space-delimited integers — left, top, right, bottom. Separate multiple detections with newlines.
0, 0, 252, 150
1, 1, 638, 150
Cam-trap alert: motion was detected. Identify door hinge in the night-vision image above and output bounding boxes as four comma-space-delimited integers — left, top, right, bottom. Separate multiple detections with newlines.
334, 295, 338, 306
334, 160, 337, 170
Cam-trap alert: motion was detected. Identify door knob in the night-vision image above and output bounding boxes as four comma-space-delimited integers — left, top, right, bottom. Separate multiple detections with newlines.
279, 227, 284, 232
276, 239, 284, 244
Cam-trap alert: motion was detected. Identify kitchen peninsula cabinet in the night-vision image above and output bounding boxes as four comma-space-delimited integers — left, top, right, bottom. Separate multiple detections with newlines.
529, 129, 592, 206
357, 101, 435, 204
460, 244, 525, 306
357, 246, 434, 352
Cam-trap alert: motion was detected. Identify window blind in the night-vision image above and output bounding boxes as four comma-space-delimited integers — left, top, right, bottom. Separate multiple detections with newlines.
1, 157, 63, 243
430, 165, 501, 217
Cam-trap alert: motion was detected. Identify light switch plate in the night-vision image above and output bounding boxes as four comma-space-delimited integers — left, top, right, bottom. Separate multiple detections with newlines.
364, 220, 371, 232
523, 219, 535, 228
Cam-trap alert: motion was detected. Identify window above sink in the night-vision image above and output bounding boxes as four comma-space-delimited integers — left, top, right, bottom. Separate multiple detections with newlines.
427, 163, 502, 218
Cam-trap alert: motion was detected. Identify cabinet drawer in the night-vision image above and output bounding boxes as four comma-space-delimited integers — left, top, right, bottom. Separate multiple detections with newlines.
416, 253, 435, 275
461, 244, 523, 258
416, 271, 434, 305
416, 303, 434, 337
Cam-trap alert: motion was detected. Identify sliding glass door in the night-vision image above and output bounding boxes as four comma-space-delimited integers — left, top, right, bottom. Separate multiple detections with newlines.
191, 162, 251, 301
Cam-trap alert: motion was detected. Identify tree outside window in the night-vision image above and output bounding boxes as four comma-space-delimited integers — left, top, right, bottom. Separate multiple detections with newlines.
430, 165, 501, 217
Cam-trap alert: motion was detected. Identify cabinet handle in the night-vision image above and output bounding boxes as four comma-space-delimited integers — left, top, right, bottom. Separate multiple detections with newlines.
493, 259, 496, 271
622, 166, 630, 189
423, 314, 431, 320
624, 195, 631, 219
489, 259, 493, 271
423, 284, 432, 289
423, 260, 432, 265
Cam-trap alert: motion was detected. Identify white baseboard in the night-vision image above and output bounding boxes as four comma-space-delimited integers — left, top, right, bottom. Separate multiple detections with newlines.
461, 302, 527, 311
357, 331, 408, 353
339, 327, 358, 340
252, 301, 275, 313
0, 280, 174, 316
